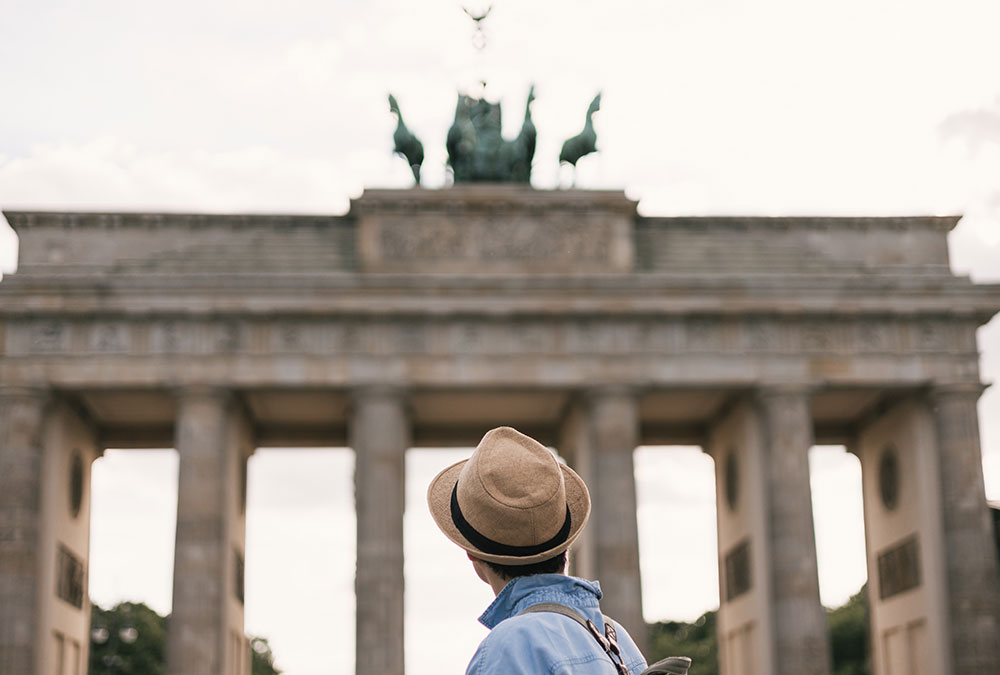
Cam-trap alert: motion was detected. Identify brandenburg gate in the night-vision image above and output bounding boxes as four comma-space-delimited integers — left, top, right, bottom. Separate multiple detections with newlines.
1, 186, 999, 674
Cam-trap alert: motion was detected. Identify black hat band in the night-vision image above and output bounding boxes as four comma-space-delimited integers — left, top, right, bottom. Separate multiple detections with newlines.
450, 481, 572, 558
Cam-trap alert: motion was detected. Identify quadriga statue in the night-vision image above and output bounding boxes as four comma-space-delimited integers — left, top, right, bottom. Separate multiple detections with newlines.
387, 86, 601, 186
447, 85, 536, 184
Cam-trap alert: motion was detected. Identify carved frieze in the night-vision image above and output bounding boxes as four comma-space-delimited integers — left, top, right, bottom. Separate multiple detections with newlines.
90, 322, 128, 354
742, 319, 780, 352
31, 320, 69, 353
1, 316, 980, 363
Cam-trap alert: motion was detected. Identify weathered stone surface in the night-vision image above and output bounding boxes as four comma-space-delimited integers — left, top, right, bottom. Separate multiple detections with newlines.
587, 388, 647, 655
856, 398, 954, 675
353, 186, 635, 274
352, 388, 409, 675
931, 386, 1000, 675
167, 388, 250, 675
756, 388, 831, 675
0, 388, 48, 675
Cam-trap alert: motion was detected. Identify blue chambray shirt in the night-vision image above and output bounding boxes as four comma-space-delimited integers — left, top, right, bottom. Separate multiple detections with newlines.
467, 574, 648, 675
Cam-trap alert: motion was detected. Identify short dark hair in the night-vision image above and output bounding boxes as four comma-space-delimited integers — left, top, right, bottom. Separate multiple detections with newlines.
485, 551, 567, 580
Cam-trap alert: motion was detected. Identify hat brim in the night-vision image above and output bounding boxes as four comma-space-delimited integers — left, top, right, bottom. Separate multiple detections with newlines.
426, 457, 591, 565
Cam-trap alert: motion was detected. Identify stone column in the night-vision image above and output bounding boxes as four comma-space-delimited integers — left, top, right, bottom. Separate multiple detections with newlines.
756, 388, 830, 675
930, 385, 1000, 674
588, 388, 647, 655
351, 387, 409, 675
558, 399, 596, 580
167, 388, 251, 675
0, 387, 49, 675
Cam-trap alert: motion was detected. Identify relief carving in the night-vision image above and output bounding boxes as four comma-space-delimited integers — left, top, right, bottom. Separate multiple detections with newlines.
31, 321, 67, 352
641, 321, 683, 353
686, 319, 721, 351
217, 322, 241, 353
567, 321, 599, 352
518, 323, 553, 353
341, 324, 362, 353
743, 320, 777, 351
372, 213, 622, 269
279, 324, 302, 352
151, 322, 183, 354
857, 321, 891, 352
91, 323, 127, 353
395, 323, 427, 353
452, 322, 484, 353
914, 320, 946, 351
801, 322, 834, 351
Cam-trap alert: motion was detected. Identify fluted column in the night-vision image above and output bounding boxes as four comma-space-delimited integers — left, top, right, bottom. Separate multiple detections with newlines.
931, 385, 1000, 674
588, 388, 647, 654
0, 388, 49, 675
167, 388, 250, 675
559, 400, 596, 580
352, 387, 409, 675
756, 388, 830, 675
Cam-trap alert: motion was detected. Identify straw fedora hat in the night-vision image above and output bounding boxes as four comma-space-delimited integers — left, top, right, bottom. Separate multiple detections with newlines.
427, 426, 591, 565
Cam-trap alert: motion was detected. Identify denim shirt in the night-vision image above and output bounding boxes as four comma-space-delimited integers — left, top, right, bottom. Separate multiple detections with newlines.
467, 574, 648, 675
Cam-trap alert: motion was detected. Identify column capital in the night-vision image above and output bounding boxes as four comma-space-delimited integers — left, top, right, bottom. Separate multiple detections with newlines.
754, 382, 818, 399
584, 384, 638, 401
351, 384, 409, 402
0, 385, 51, 403
928, 381, 987, 400
171, 384, 234, 402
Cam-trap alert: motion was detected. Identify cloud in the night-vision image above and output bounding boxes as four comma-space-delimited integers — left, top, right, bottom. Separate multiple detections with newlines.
941, 97, 1000, 150
0, 138, 394, 215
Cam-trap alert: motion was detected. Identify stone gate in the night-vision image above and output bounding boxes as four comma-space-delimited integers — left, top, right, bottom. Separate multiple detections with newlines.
1, 186, 999, 675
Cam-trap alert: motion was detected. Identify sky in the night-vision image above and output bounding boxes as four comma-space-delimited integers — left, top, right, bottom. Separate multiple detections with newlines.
3, 1, 1000, 673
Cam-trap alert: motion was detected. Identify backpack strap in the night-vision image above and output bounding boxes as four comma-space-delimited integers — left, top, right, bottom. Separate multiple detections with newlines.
519, 602, 630, 675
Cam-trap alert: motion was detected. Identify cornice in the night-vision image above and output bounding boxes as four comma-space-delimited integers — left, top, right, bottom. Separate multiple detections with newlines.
0, 275, 997, 322
637, 215, 962, 231
5, 210, 960, 232
2, 211, 354, 231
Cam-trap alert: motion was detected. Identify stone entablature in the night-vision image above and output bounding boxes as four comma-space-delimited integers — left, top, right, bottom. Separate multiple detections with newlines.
3, 186, 962, 277
1, 315, 983, 361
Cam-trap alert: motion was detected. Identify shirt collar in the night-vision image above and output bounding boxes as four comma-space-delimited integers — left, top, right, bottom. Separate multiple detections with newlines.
478, 574, 604, 629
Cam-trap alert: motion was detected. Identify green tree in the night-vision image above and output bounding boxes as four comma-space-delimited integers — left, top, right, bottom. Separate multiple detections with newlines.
88, 602, 281, 674
828, 585, 870, 675
250, 636, 282, 675
648, 610, 719, 675
89, 602, 166, 675
646, 585, 870, 675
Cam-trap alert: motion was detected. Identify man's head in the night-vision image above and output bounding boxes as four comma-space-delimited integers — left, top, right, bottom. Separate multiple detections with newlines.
484, 550, 568, 580
427, 426, 590, 580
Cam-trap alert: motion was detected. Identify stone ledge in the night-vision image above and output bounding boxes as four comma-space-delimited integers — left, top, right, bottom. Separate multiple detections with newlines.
2, 211, 353, 230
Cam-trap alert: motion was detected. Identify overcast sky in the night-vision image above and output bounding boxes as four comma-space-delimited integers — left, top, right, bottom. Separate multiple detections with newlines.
3, 1, 1000, 674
